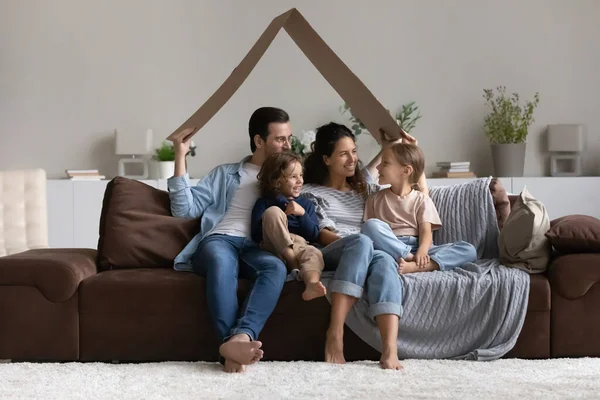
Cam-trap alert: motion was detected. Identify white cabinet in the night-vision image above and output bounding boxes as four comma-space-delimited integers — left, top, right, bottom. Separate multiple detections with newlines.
47, 179, 158, 249
46, 180, 74, 248
512, 177, 600, 220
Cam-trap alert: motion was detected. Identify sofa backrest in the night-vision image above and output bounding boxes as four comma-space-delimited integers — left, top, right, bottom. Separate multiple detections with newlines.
96, 177, 200, 271
96, 176, 512, 270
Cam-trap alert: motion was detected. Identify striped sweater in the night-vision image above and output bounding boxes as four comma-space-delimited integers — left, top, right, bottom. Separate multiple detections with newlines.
300, 183, 379, 238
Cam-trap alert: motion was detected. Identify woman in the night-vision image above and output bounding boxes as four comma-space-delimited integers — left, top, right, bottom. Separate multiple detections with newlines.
301, 122, 428, 370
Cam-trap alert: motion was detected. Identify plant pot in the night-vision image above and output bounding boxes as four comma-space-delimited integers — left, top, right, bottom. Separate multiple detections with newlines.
157, 161, 175, 179
490, 143, 526, 177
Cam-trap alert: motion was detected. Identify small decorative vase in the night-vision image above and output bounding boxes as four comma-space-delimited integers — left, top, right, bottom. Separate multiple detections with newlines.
157, 161, 175, 179
490, 143, 526, 177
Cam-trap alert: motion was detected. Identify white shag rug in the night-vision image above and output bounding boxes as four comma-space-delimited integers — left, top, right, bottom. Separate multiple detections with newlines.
2, 358, 600, 399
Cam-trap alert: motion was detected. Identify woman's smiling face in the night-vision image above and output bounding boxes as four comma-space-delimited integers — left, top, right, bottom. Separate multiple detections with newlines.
323, 136, 358, 179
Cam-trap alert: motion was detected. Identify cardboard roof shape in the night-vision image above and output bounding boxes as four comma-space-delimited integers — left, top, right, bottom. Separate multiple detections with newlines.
167, 7, 401, 144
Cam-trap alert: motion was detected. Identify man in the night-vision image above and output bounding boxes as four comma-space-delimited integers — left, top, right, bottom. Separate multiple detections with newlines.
168, 107, 292, 373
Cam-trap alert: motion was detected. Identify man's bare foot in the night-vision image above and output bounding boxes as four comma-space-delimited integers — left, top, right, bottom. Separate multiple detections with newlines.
302, 281, 327, 301
398, 259, 420, 274
223, 358, 246, 373
380, 349, 403, 370
325, 330, 346, 364
219, 335, 263, 366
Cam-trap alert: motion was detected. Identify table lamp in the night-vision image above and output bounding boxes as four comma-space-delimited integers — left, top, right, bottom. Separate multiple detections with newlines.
547, 124, 585, 177
115, 128, 153, 179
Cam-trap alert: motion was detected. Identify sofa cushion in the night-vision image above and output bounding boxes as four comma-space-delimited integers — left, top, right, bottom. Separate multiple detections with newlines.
545, 215, 600, 254
499, 187, 552, 273
97, 177, 200, 271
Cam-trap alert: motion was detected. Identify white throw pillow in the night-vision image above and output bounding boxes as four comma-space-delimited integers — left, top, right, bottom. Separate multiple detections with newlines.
498, 187, 551, 273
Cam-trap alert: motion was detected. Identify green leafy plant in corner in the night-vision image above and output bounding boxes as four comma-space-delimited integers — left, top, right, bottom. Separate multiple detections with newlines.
483, 86, 540, 144
395, 101, 422, 133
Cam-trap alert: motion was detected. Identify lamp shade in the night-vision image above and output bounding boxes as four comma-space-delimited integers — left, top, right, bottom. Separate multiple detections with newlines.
547, 124, 584, 152
115, 129, 154, 155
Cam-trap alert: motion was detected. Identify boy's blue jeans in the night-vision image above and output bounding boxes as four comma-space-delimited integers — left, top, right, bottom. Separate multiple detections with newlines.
319, 233, 402, 320
191, 234, 287, 342
361, 219, 478, 271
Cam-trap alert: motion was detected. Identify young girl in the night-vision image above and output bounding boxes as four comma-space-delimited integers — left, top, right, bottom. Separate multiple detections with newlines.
251, 152, 326, 301
361, 143, 477, 274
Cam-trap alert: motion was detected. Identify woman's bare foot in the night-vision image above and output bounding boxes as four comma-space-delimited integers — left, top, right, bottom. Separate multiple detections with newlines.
302, 281, 327, 301
219, 335, 263, 367
380, 349, 403, 370
223, 358, 247, 373
325, 330, 346, 364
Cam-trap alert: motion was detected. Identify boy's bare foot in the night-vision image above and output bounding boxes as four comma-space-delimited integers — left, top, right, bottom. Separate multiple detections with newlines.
302, 281, 327, 301
224, 358, 246, 373
325, 330, 346, 364
398, 259, 420, 274
219, 335, 263, 367
380, 349, 403, 370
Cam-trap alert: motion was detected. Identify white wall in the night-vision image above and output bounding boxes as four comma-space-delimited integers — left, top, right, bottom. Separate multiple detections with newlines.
1, 0, 599, 179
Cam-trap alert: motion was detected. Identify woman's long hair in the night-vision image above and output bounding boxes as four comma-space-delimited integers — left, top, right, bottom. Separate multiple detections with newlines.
303, 122, 367, 195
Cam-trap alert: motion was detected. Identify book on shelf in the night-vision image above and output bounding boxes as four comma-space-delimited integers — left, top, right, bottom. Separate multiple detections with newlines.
65, 169, 99, 175
431, 171, 477, 178
433, 160, 474, 178
69, 175, 106, 180
65, 169, 104, 180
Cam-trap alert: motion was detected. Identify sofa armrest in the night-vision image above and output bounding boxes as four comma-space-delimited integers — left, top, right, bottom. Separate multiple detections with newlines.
0, 248, 98, 302
548, 253, 600, 299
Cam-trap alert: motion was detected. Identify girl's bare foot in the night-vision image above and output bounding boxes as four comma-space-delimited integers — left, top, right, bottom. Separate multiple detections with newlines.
302, 281, 327, 301
325, 330, 346, 364
380, 349, 403, 370
398, 259, 420, 274
398, 259, 439, 274
219, 335, 263, 367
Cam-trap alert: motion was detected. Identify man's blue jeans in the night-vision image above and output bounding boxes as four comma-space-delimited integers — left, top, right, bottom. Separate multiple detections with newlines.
361, 218, 478, 271
320, 233, 402, 320
191, 234, 287, 342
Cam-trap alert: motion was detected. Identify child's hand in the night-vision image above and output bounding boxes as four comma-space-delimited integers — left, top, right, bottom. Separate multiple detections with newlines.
414, 249, 430, 268
285, 201, 305, 216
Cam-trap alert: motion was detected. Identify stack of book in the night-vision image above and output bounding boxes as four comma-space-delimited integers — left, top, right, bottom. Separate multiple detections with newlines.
65, 169, 105, 180
432, 162, 476, 178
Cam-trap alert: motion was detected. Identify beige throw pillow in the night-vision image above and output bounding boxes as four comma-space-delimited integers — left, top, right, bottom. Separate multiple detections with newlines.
499, 187, 551, 273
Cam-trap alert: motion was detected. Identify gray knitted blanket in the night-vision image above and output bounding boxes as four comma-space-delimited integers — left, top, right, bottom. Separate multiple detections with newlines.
322, 177, 530, 361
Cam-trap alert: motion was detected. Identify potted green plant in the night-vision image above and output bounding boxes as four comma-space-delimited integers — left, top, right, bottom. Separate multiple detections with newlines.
153, 140, 196, 179
483, 86, 540, 177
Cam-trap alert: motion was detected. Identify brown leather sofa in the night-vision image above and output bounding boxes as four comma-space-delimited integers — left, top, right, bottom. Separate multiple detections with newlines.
1, 177, 599, 362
